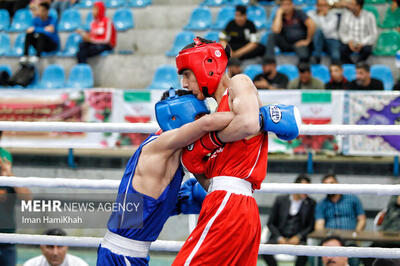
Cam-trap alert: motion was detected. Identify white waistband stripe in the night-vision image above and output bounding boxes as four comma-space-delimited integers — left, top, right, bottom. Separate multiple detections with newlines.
208, 176, 252, 196
100, 230, 151, 258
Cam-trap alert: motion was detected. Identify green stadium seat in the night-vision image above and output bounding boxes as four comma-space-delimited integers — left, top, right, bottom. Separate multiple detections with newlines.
373, 31, 400, 56
365, 0, 387, 4
363, 5, 380, 24
380, 6, 400, 28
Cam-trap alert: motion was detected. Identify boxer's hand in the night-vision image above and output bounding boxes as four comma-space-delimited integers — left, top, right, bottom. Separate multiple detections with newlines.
181, 132, 224, 174
259, 104, 301, 141
171, 178, 207, 215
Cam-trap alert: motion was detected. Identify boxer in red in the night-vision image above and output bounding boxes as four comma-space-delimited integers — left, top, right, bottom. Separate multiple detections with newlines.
173, 37, 272, 265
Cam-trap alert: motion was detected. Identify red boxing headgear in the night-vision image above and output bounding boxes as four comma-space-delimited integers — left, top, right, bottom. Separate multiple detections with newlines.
176, 38, 229, 97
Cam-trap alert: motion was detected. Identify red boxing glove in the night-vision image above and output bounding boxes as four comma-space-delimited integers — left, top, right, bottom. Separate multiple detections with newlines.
181, 132, 224, 174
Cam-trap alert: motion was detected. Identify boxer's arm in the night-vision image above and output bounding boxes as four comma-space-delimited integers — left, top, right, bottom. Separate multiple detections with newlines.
217, 74, 260, 142
147, 112, 234, 154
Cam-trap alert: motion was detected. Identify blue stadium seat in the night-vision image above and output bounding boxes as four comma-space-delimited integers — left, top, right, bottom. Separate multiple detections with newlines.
6, 33, 35, 56
184, 7, 212, 31
266, 6, 278, 29
293, 0, 306, 5
9, 8, 32, 32
127, 0, 152, 7
277, 64, 299, 81
147, 65, 180, 90
231, 0, 250, 4
49, 8, 58, 21
342, 64, 356, 81
113, 8, 134, 31
200, 0, 228, 6
67, 64, 94, 89
77, 0, 95, 8
58, 9, 81, 31
83, 12, 93, 31
166, 31, 195, 57
370, 64, 394, 91
26, 67, 40, 89
105, 0, 124, 8
302, 5, 316, 14
57, 33, 82, 56
38, 64, 65, 89
248, 5, 267, 29
0, 33, 10, 56
204, 31, 220, 42
0, 9, 10, 31
311, 64, 330, 83
260, 31, 270, 46
244, 64, 262, 80
212, 6, 235, 30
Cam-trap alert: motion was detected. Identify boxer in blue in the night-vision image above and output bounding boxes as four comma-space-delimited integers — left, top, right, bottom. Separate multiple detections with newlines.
96, 89, 234, 266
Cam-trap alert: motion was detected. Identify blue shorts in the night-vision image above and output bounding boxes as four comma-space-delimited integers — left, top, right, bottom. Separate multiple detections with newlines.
96, 245, 149, 266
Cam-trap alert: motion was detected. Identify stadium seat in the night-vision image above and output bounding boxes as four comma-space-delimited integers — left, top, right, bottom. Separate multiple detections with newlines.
302, 6, 316, 14
244, 64, 262, 80
277, 64, 299, 81
204, 31, 220, 42
363, 5, 380, 24
0, 9, 10, 31
311, 64, 330, 83
58, 9, 81, 31
83, 12, 93, 31
49, 8, 58, 21
365, 0, 386, 4
27, 67, 40, 89
342, 64, 356, 81
373, 31, 400, 56
184, 7, 212, 31
380, 7, 400, 28
166, 31, 195, 57
6, 33, 35, 56
231, 0, 250, 4
9, 9, 32, 32
266, 6, 278, 29
77, 0, 95, 8
200, 0, 227, 6
127, 0, 152, 7
58, 33, 82, 56
66, 64, 94, 89
147, 65, 180, 90
113, 8, 134, 31
38, 64, 65, 89
293, 0, 306, 5
0, 33, 10, 56
211, 6, 235, 30
370, 64, 394, 91
248, 5, 267, 30
260, 31, 270, 46
105, 0, 124, 8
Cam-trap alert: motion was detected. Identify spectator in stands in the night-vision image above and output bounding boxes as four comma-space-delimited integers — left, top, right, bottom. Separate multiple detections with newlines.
0, 0, 30, 18
325, 62, 350, 90
51, 0, 79, 18
373, 259, 400, 266
0, 131, 32, 266
227, 58, 242, 78
265, 0, 316, 63
29, 0, 52, 17
362, 195, 400, 266
321, 236, 349, 266
76, 1, 116, 64
262, 174, 315, 266
24, 228, 88, 266
288, 62, 325, 90
315, 174, 366, 232
307, 0, 341, 64
349, 62, 384, 90
219, 5, 265, 61
338, 0, 378, 64
253, 57, 289, 90
20, 2, 59, 65
381, 0, 400, 28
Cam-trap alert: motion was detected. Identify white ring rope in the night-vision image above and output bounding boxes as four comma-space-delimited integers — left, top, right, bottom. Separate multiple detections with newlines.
0, 121, 399, 135
1, 176, 400, 195
0, 233, 399, 258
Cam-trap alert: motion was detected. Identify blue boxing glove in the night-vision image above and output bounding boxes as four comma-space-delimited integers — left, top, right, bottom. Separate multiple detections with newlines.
171, 178, 207, 216
259, 104, 301, 141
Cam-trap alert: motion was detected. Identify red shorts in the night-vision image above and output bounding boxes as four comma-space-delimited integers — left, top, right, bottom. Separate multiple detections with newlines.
172, 189, 261, 265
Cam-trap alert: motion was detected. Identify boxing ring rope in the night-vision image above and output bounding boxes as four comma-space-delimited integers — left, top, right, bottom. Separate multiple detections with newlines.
0, 233, 399, 258
1, 176, 400, 195
0, 121, 399, 135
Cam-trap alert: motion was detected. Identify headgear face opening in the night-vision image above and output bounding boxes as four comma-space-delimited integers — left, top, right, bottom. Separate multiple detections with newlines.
176, 37, 228, 97
155, 88, 210, 131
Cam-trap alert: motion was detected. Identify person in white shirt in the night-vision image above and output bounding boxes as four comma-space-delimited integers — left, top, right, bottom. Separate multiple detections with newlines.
308, 0, 341, 64
338, 0, 378, 64
23, 228, 88, 266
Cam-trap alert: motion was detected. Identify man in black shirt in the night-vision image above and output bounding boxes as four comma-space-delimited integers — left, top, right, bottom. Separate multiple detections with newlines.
349, 62, 384, 90
219, 5, 265, 61
266, 0, 316, 63
263, 174, 316, 266
253, 57, 289, 89
227, 58, 242, 78
325, 62, 350, 90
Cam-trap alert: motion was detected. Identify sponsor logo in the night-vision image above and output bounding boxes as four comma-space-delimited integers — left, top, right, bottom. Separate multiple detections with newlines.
269, 106, 282, 124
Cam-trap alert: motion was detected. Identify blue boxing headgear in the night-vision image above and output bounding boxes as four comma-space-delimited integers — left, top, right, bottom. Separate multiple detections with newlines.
155, 88, 210, 131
